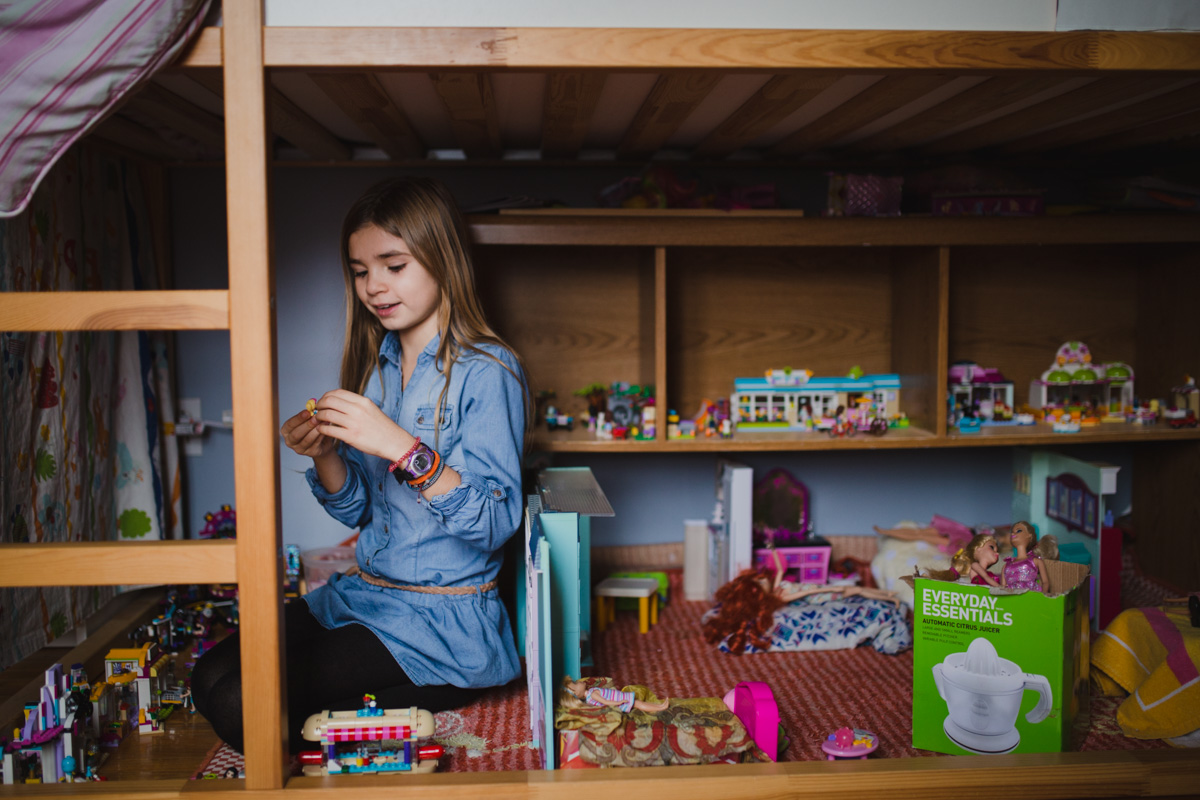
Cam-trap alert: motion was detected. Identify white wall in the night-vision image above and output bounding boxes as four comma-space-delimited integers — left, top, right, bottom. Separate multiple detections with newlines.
263, 0, 1058, 31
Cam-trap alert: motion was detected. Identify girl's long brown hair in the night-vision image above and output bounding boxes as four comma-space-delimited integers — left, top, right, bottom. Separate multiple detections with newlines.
338, 177, 530, 445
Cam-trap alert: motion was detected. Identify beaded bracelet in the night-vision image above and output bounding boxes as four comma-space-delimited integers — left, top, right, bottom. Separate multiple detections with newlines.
409, 457, 446, 493
387, 437, 421, 474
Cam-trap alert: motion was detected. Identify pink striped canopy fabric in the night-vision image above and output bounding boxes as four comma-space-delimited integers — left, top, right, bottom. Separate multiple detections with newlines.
0, 0, 212, 218
326, 725, 412, 743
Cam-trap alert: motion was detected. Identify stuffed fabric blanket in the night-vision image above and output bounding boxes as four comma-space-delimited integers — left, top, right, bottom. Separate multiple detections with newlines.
705, 594, 912, 655
554, 677, 768, 767
1091, 605, 1200, 741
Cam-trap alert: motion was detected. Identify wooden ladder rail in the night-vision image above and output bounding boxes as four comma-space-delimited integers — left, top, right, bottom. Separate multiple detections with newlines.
224, 0, 288, 790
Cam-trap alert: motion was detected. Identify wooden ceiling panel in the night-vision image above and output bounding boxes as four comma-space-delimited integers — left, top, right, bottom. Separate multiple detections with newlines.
309, 72, 425, 159
768, 74, 954, 155
1001, 79, 1200, 153
615, 72, 722, 160
430, 73, 502, 159
188, 71, 351, 161
846, 75, 1079, 153
692, 74, 842, 159
541, 72, 607, 159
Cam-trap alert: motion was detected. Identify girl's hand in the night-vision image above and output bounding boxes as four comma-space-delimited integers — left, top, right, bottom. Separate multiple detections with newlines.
280, 403, 336, 460
309, 389, 409, 461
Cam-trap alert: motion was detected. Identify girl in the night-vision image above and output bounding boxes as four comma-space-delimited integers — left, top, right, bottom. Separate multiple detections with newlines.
192, 177, 530, 753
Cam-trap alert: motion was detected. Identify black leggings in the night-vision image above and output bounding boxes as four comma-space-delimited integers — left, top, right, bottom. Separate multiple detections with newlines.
190, 600, 486, 753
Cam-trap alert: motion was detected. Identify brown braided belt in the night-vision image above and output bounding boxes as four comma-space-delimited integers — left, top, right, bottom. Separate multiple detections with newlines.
347, 565, 497, 595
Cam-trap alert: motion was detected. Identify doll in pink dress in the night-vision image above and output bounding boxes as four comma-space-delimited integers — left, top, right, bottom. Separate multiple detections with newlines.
1001, 520, 1055, 592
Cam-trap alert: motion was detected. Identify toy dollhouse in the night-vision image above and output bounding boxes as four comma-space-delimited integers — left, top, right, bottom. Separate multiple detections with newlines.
948, 362, 1015, 424
732, 369, 901, 432
1028, 342, 1134, 422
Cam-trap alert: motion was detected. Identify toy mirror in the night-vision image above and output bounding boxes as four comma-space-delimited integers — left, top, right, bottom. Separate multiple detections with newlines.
752, 468, 811, 548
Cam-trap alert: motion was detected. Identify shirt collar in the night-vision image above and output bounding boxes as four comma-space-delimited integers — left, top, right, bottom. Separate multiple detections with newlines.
379, 330, 441, 366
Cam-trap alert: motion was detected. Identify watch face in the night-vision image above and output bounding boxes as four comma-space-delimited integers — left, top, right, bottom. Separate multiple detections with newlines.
408, 450, 433, 475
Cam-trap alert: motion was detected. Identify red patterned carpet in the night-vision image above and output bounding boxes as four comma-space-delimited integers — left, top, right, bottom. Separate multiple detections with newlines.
195, 549, 1180, 777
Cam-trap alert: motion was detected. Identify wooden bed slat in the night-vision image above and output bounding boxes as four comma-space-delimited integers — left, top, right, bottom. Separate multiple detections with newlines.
542, 72, 607, 159
0, 541, 236, 587
1079, 106, 1200, 152
90, 115, 194, 161
190, 70, 352, 162
431, 73, 502, 159
848, 74, 1078, 153
920, 74, 1183, 154
1001, 79, 1200, 153
124, 81, 226, 152
309, 72, 425, 160
693, 74, 842, 158
616, 72, 722, 160
768, 73, 954, 155
0, 290, 228, 331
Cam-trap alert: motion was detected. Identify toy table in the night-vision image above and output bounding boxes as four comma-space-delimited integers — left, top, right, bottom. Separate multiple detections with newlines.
821, 727, 878, 760
593, 577, 659, 633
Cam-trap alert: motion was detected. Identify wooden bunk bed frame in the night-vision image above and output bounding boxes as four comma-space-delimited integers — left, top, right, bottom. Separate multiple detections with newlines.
2, 1, 1200, 795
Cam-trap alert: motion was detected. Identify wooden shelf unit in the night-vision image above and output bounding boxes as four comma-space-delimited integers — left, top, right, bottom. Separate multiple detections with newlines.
3, 6, 1200, 797
473, 215, 1200, 455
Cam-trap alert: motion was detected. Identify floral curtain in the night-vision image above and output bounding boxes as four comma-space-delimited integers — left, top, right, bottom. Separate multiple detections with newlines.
0, 145, 181, 670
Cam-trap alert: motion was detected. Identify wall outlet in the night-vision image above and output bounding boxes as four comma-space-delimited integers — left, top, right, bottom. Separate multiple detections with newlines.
179, 397, 203, 456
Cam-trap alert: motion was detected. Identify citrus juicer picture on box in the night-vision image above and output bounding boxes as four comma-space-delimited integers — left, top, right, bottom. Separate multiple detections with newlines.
932, 638, 1052, 754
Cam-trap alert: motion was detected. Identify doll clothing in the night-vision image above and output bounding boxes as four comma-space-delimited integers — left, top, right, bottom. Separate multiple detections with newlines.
1003, 555, 1042, 591
971, 570, 997, 586
585, 686, 636, 713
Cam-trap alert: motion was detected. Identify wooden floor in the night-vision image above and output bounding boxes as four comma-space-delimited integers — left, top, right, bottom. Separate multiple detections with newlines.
97, 703, 220, 782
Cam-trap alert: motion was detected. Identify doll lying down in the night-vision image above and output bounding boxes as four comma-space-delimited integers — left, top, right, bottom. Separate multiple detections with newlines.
701, 553, 911, 656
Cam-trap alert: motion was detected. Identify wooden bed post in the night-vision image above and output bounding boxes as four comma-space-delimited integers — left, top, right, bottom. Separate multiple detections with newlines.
224, 0, 288, 789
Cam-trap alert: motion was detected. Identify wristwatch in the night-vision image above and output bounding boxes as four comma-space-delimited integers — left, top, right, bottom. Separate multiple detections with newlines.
404, 445, 435, 479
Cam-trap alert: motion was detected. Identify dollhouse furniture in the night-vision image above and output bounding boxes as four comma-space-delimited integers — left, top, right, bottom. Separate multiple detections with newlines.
592, 577, 660, 634
750, 468, 833, 582
821, 727, 879, 760
2, 3, 1200, 797
754, 542, 834, 584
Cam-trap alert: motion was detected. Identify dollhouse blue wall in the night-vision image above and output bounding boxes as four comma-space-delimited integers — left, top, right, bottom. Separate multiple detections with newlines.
170, 166, 1133, 553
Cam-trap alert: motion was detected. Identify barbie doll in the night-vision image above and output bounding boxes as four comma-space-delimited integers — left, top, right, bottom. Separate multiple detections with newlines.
1002, 520, 1056, 592
923, 533, 1002, 587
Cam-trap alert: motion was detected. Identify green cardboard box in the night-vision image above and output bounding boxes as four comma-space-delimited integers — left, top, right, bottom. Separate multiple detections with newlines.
912, 560, 1091, 755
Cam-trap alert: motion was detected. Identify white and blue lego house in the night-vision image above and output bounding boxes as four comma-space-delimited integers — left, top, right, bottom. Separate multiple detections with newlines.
732, 369, 902, 431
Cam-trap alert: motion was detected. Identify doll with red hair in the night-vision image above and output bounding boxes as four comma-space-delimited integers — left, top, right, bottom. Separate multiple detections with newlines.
703, 551, 900, 654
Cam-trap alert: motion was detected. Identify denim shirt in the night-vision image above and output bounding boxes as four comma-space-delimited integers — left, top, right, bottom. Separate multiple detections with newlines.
302, 332, 526, 688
